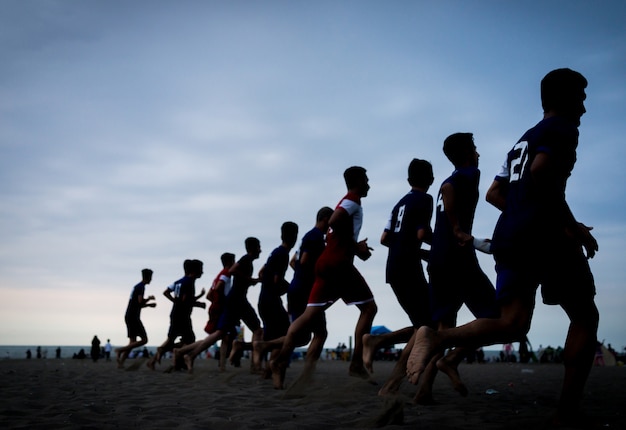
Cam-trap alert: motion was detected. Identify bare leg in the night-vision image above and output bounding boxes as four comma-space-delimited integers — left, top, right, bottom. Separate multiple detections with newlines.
219, 335, 230, 372
270, 305, 323, 389
363, 327, 413, 374
349, 300, 377, 379
413, 351, 442, 404
552, 301, 598, 425
436, 347, 469, 396
378, 332, 415, 396
182, 331, 224, 374
253, 337, 285, 371
115, 337, 147, 368
406, 326, 441, 385
228, 340, 244, 366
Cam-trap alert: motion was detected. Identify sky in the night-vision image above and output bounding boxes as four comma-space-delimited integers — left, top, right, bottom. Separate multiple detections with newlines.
1, 1, 625, 354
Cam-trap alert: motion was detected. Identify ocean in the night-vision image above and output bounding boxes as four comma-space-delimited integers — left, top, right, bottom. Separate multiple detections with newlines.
0, 345, 506, 362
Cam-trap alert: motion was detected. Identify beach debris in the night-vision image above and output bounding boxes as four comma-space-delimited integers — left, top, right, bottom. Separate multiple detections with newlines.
485, 389, 499, 395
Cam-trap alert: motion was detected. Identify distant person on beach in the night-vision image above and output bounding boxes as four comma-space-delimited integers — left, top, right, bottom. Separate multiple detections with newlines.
91, 335, 101, 362
415, 133, 499, 403
216, 238, 265, 370
407, 68, 599, 427
115, 269, 156, 368
270, 166, 378, 389
253, 207, 333, 375
26, 349, 32, 359
104, 339, 112, 361
254, 221, 299, 373
172, 252, 237, 373
147, 259, 206, 370
56, 347, 61, 359
362, 158, 436, 397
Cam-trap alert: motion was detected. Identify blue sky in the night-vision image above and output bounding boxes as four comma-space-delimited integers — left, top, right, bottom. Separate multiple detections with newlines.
1, 1, 625, 353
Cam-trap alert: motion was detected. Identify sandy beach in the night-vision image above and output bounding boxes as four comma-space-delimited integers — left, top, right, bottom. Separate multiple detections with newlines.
1, 357, 623, 429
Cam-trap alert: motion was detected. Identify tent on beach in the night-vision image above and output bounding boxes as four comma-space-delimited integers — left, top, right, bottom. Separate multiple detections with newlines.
370, 325, 392, 335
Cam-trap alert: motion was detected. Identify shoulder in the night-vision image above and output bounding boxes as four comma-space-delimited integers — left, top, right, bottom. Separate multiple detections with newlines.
338, 192, 361, 214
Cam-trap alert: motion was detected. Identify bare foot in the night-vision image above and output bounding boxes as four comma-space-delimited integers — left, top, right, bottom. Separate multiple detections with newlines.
406, 326, 439, 385
270, 359, 286, 390
252, 340, 265, 371
229, 340, 243, 366
146, 359, 155, 370
378, 378, 403, 397
413, 389, 435, 405
184, 354, 194, 374
362, 334, 382, 374
436, 355, 468, 397
154, 347, 163, 365
349, 363, 371, 380
172, 348, 181, 367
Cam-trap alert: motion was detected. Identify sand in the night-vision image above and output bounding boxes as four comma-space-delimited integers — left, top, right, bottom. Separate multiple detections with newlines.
1, 357, 624, 429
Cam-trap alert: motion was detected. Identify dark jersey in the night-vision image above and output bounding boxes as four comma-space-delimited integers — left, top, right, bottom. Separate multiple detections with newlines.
227, 254, 255, 304
288, 226, 326, 294
384, 189, 433, 283
429, 166, 480, 269
125, 282, 145, 320
259, 245, 290, 303
491, 116, 579, 256
168, 276, 196, 319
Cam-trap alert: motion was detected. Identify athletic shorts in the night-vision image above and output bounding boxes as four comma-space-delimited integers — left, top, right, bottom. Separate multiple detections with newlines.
168, 315, 195, 344
308, 262, 374, 307
125, 316, 147, 340
258, 297, 290, 341
495, 240, 596, 306
429, 261, 499, 323
218, 298, 261, 332
388, 273, 432, 328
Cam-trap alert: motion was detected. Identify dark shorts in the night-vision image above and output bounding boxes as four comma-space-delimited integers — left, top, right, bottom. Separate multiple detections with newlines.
168, 315, 196, 344
429, 261, 499, 323
308, 262, 374, 307
388, 272, 432, 328
287, 285, 311, 322
125, 316, 147, 340
495, 241, 596, 306
259, 298, 290, 341
218, 298, 261, 333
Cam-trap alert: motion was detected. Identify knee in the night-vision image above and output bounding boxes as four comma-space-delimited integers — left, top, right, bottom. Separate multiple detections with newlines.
366, 301, 378, 318
500, 313, 531, 340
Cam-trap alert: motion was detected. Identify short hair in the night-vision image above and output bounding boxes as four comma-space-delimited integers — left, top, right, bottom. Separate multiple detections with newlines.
192, 259, 203, 273
316, 206, 334, 222
141, 268, 153, 279
220, 252, 235, 266
244, 237, 260, 252
541, 68, 587, 113
343, 166, 367, 189
281, 221, 299, 245
281, 221, 298, 236
408, 158, 434, 188
443, 133, 474, 166
184, 259, 203, 275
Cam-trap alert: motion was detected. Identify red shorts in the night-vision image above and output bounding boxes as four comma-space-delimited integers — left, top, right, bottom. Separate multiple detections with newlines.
308, 260, 374, 306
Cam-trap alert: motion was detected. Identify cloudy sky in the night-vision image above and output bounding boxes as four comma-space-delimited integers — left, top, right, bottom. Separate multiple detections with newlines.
1, 1, 625, 354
